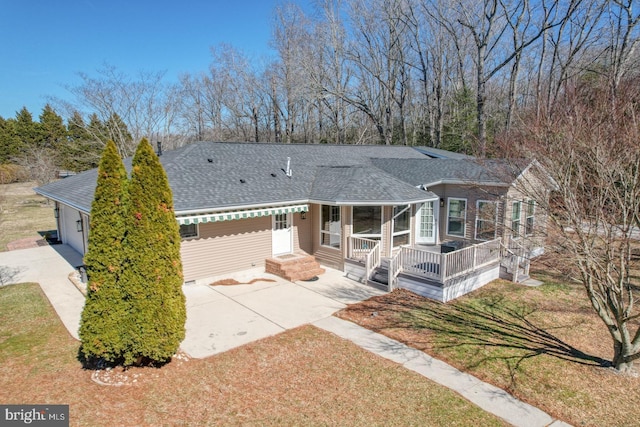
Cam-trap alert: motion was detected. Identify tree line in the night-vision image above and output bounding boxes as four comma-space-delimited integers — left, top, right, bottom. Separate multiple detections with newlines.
1, 0, 639, 178
0, 104, 131, 183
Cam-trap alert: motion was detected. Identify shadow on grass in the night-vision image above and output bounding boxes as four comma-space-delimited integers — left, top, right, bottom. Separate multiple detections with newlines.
382, 292, 610, 389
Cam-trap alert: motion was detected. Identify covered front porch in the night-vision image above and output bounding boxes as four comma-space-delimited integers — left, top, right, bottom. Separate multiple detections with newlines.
344, 236, 502, 302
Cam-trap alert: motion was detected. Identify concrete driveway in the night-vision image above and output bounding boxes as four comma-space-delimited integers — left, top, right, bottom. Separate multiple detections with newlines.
182, 268, 385, 358
0, 244, 384, 358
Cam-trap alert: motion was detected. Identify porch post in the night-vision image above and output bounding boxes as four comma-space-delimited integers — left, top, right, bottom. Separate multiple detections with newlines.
440, 253, 447, 281
473, 245, 478, 269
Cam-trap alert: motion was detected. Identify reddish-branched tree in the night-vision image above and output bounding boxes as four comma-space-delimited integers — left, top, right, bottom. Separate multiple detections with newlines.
500, 76, 640, 373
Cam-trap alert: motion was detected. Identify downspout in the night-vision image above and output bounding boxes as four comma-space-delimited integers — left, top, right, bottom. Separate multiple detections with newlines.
79, 212, 87, 255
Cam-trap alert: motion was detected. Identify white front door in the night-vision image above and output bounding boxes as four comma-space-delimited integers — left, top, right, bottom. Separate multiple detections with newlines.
416, 201, 437, 245
272, 213, 292, 255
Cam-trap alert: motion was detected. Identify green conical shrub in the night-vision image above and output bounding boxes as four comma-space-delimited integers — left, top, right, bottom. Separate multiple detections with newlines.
120, 138, 186, 365
79, 140, 129, 363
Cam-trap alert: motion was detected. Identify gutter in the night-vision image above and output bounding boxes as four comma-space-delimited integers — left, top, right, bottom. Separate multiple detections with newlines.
421, 179, 511, 188
33, 188, 91, 215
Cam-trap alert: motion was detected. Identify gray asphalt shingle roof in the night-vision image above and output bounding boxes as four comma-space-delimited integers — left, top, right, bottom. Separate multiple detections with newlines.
370, 158, 524, 187
35, 142, 520, 214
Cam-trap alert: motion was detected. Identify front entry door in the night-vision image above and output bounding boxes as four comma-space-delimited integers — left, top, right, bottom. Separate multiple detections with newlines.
416, 201, 437, 245
272, 213, 292, 255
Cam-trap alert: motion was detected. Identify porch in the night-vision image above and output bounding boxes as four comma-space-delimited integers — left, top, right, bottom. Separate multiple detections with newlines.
344, 237, 502, 302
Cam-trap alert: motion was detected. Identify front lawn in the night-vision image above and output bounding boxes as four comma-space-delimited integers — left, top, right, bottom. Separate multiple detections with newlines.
0, 283, 507, 426
337, 273, 640, 427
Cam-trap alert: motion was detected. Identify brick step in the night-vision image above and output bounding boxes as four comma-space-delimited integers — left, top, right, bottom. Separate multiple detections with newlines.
265, 255, 325, 282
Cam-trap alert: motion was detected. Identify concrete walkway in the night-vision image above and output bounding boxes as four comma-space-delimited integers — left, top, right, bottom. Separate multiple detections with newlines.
0, 244, 85, 339
314, 317, 571, 427
0, 244, 572, 426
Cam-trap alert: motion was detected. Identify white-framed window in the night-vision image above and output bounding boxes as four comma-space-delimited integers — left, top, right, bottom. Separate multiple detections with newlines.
179, 223, 198, 239
475, 200, 498, 241
525, 200, 535, 236
320, 205, 341, 248
447, 198, 467, 237
511, 200, 522, 238
352, 206, 382, 240
392, 205, 411, 247
273, 213, 289, 231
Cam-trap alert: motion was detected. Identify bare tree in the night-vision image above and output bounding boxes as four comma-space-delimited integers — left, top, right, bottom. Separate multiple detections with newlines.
503, 75, 640, 373
430, 0, 578, 155
60, 64, 177, 156
534, 0, 604, 115
13, 146, 59, 186
335, 0, 413, 145
604, 0, 640, 96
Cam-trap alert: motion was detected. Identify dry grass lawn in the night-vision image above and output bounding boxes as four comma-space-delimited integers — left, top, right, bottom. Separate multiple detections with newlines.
0, 283, 507, 426
0, 181, 56, 250
337, 271, 640, 427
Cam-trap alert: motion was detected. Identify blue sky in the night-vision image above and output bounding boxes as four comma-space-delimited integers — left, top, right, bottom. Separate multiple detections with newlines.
0, 0, 307, 119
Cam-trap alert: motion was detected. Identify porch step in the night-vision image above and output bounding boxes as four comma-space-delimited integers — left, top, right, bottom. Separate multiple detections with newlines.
265, 254, 325, 282
367, 266, 389, 291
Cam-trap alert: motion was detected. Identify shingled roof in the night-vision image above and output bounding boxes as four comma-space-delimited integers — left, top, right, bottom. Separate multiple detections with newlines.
36, 142, 455, 214
370, 158, 525, 188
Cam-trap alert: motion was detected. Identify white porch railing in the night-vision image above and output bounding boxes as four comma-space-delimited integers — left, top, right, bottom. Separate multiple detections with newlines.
348, 236, 381, 282
442, 238, 501, 280
401, 247, 442, 280
388, 250, 402, 290
348, 237, 501, 284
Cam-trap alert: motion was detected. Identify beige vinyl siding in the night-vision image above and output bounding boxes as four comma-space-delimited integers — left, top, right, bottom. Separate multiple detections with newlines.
433, 184, 507, 243
293, 211, 313, 254
181, 216, 271, 282
505, 180, 547, 250
310, 204, 343, 270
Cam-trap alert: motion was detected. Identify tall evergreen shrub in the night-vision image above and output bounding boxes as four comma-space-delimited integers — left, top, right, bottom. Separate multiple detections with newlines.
120, 139, 186, 365
79, 140, 129, 363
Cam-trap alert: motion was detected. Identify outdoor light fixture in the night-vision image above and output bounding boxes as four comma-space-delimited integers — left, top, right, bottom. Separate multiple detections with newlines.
53, 207, 59, 218
76, 219, 83, 232
440, 198, 445, 207
301, 211, 307, 220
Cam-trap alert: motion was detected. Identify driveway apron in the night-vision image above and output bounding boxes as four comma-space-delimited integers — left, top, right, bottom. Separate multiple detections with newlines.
0, 245, 385, 357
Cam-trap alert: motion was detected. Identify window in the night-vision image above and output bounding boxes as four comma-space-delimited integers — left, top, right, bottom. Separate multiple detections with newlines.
419, 202, 434, 239
352, 206, 382, 239
475, 200, 497, 240
179, 223, 198, 239
525, 200, 535, 236
320, 205, 341, 248
392, 205, 411, 247
273, 213, 289, 230
511, 201, 522, 238
447, 198, 467, 237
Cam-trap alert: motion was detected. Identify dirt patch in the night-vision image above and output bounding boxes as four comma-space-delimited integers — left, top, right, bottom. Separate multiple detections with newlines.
210, 278, 277, 286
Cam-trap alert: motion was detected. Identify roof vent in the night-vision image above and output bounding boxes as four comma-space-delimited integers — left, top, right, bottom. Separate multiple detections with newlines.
240, 179, 246, 184
285, 157, 292, 178
271, 173, 277, 177
207, 158, 213, 163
